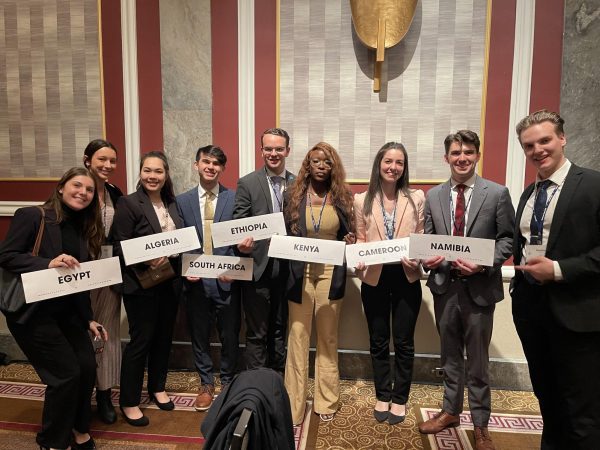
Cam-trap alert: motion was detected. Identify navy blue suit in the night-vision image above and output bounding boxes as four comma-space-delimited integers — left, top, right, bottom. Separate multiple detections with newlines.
176, 184, 240, 386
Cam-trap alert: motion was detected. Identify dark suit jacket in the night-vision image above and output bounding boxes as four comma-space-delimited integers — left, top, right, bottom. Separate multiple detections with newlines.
0, 206, 93, 325
233, 167, 295, 281
424, 175, 515, 306
110, 188, 183, 296
176, 184, 236, 294
512, 164, 600, 332
285, 197, 351, 303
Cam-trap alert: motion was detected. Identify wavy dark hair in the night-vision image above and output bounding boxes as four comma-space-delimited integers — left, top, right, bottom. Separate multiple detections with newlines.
286, 142, 354, 235
362, 142, 417, 222
43, 167, 103, 258
136, 151, 176, 204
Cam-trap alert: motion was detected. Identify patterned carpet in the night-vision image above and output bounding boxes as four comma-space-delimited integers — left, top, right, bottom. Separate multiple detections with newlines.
0, 363, 542, 449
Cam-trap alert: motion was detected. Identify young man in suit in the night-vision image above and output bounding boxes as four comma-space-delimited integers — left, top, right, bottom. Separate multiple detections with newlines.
419, 130, 515, 450
233, 128, 295, 372
176, 145, 240, 411
512, 110, 600, 449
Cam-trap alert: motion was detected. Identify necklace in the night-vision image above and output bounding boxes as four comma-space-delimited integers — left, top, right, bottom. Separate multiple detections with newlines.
307, 191, 328, 235
380, 193, 397, 240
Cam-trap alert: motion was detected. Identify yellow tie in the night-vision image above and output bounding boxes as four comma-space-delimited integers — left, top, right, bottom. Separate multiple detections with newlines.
203, 191, 215, 255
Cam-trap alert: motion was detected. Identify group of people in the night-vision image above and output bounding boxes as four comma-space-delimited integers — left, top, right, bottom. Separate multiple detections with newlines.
0, 109, 598, 450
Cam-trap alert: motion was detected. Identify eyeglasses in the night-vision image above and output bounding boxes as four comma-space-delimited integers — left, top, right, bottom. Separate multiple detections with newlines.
262, 146, 287, 154
310, 158, 333, 168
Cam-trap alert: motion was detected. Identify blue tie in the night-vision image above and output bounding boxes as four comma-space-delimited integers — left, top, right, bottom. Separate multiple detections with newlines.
529, 180, 551, 245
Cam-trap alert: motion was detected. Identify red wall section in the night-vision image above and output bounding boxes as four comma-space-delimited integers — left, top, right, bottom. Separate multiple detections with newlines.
136, 0, 164, 154
481, 0, 516, 186
525, 0, 565, 186
211, 0, 239, 188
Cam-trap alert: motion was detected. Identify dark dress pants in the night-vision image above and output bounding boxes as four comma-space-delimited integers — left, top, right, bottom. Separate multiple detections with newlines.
241, 258, 288, 371
433, 279, 495, 427
184, 278, 241, 386
512, 280, 600, 450
120, 280, 179, 407
361, 265, 422, 404
7, 310, 96, 449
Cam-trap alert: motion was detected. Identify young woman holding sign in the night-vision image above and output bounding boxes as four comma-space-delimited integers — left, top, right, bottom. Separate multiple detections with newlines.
283, 142, 355, 425
110, 151, 183, 426
0, 167, 107, 450
82, 139, 123, 424
353, 142, 424, 425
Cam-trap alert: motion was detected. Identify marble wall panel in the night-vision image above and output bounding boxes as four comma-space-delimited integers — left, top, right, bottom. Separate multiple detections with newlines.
561, 0, 600, 170
160, 0, 212, 194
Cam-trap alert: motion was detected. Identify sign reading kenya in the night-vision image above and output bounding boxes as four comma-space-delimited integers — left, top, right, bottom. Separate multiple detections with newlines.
22, 257, 122, 303
408, 234, 495, 266
210, 212, 287, 248
182, 254, 253, 280
120, 226, 201, 266
267, 235, 346, 265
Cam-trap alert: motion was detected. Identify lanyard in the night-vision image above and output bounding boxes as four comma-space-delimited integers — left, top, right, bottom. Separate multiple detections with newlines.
531, 182, 560, 238
265, 169, 284, 211
449, 186, 473, 237
307, 191, 328, 235
379, 195, 397, 240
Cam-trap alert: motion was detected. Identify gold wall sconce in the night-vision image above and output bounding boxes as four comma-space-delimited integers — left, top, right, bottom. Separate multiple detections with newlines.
350, 0, 418, 92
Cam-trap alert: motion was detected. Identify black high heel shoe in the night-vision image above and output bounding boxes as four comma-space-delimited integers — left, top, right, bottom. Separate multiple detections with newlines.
148, 392, 175, 411
120, 406, 150, 426
96, 388, 117, 424
71, 436, 97, 450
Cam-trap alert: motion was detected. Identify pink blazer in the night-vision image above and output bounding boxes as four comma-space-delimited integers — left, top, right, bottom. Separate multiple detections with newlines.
353, 189, 425, 286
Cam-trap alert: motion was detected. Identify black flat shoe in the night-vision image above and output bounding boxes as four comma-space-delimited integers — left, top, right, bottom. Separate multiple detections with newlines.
120, 406, 150, 427
374, 409, 389, 423
388, 412, 406, 425
96, 388, 117, 424
149, 392, 175, 411
72, 436, 97, 450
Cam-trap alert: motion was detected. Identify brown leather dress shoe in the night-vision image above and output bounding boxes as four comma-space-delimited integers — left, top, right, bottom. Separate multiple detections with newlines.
474, 426, 495, 450
418, 410, 460, 434
194, 385, 215, 411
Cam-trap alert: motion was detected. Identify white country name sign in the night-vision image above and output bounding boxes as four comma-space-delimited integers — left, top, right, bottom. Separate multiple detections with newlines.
267, 235, 346, 265
22, 257, 123, 303
182, 254, 253, 280
211, 212, 287, 247
408, 233, 495, 266
120, 226, 201, 266
345, 237, 410, 267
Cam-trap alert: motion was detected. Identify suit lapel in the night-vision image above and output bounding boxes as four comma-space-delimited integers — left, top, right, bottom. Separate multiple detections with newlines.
547, 165, 582, 252
188, 189, 203, 239
214, 185, 229, 222
167, 201, 182, 228
514, 183, 535, 263
258, 170, 273, 213
465, 176, 488, 236
394, 194, 409, 238
138, 191, 162, 234
438, 181, 452, 235
372, 193, 386, 240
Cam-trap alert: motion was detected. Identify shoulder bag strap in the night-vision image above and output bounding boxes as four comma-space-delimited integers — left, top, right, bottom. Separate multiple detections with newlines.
32, 206, 46, 256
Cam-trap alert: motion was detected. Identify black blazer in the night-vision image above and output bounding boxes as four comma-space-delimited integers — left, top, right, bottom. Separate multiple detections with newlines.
105, 182, 124, 209
0, 206, 93, 325
233, 167, 296, 281
285, 196, 351, 303
110, 188, 183, 296
512, 164, 600, 332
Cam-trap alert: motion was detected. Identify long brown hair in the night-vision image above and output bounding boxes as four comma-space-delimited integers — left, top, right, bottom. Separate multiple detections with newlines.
286, 142, 354, 235
43, 167, 104, 258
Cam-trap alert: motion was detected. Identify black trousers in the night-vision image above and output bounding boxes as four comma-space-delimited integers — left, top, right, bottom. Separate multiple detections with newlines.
183, 279, 241, 386
7, 310, 96, 449
512, 280, 600, 450
120, 281, 179, 407
241, 259, 288, 371
361, 265, 422, 404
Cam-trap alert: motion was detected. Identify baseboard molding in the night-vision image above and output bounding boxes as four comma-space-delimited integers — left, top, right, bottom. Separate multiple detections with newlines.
0, 334, 532, 391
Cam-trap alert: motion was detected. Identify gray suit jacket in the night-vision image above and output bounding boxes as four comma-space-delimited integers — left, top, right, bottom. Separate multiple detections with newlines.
176, 184, 236, 292
233, 167, 295, 281
424, 175, 515, 306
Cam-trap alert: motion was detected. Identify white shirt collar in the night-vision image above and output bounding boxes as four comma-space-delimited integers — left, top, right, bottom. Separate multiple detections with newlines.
197, 183, 220, 198
450, 173, 477, 190
537, 159, 571, 186
265, 167, 286, 179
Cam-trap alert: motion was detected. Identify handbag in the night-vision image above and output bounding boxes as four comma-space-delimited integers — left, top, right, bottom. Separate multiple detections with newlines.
0, 207, 45, 314
133, 259, 175, 289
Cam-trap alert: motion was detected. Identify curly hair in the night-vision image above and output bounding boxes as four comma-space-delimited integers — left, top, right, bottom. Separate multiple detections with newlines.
285, 142, 354, 235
